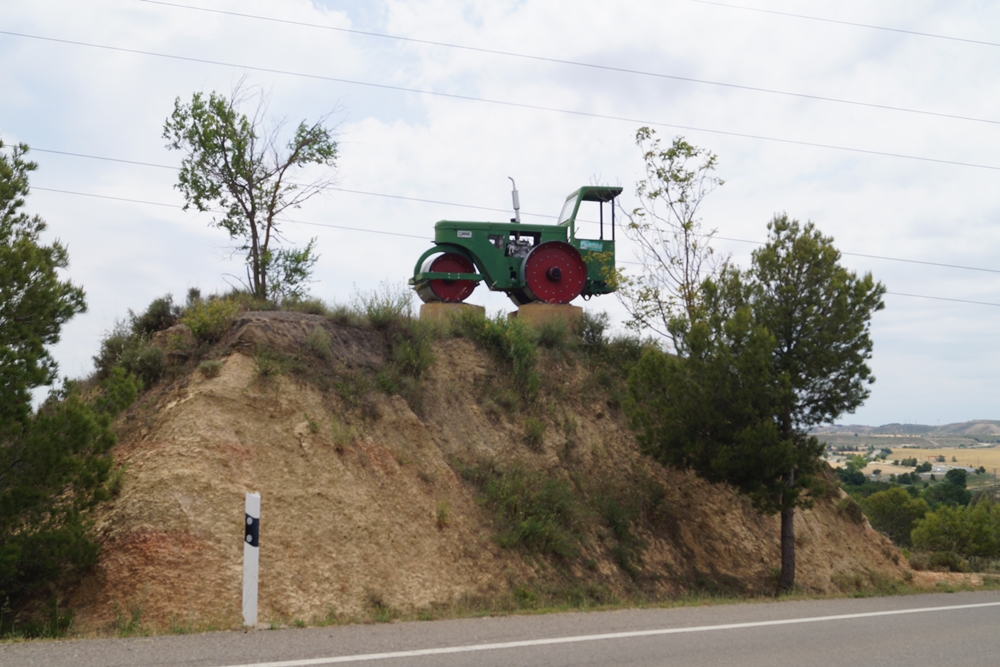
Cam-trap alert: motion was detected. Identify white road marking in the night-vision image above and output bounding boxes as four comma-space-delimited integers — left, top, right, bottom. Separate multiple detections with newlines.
218, 601, 1000, 667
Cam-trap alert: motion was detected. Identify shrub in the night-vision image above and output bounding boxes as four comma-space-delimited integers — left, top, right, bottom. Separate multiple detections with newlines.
118, 344, 166, 387
253, 350, 285, 382
306, 325, 333, 361
92, 367, 141, 417
451, 310, 539, 398
860, 487, 928, 547
356, 282, 412, 329
838, 496, 865, 524
282, 297, 330, 317
534, 318, 571, 350
465, 462, 581, 559
129, 294, 180, 336
93, 320, 136, 379
198, 359, 223, 378
524, 417, 546, 451
181, 297, 240, 343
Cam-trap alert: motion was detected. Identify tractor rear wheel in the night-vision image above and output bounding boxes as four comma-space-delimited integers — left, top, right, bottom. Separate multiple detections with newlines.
519, 241, 587, 304
416, 252, 477, 303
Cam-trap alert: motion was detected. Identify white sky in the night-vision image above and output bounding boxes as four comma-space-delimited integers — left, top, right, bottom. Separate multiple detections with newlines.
3, 0, 999, 427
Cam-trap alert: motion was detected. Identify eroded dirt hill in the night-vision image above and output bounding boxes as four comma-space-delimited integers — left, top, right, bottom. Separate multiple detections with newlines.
69, 311, 907, 632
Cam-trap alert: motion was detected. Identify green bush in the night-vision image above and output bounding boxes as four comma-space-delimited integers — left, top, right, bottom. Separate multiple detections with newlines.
92, 321, 136, 379
306, 325, 333, 361
118, 344, 166, 387
356, 282, 412, 330
912, 502, 1000, 559
465, 462, 581, 559
838, 496, 865, 524
451, 310, 539, 398
534, 318, 571, 350
181, 297, 240, 342
860, 486, 929, 547
129, 294, 180, 336
198, 359, 223, 378
524, 417, 546, 451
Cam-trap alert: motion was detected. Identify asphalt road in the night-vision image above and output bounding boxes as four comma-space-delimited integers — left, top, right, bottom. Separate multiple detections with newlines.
3, 591, 1000, 667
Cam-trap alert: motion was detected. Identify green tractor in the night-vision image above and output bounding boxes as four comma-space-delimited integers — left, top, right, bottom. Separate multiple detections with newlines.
410, 182, 622, 306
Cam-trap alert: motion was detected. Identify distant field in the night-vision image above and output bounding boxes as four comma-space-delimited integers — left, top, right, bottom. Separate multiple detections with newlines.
818, 433, 1000, 450
882, 446, 1000, 473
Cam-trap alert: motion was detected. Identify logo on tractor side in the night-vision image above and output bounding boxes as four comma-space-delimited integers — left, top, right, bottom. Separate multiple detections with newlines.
579, 240, 603, 252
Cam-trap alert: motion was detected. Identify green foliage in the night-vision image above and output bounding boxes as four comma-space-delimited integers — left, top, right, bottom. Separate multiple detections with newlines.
180, 297, 240, 343
0, 387, 119, 634
253, 349, 285, 382
92, 367, 142, 417
0, 141, 86, 434
355, 282, 412, 329
164, 84, 336, 300
838, 497, 866, 524
306, 325, 333, 361
912, 501, 1000, 563
465, 463, 581, 559
198, 359, 223, 378
524, 417, 546, 451
921, 480, 972, 509
0, 143, 122, 633
626, 214, 885, 593
451, 309, 539, 399
859, 487, 928, 547
129, 294, 180, 336
945, 468, 968, 488
118, 343, 166, 387
617, 128, 724, 338
845, 454, 869, 472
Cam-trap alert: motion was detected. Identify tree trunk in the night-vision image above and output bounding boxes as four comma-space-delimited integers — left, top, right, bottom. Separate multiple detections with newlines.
778, 504, 795, 593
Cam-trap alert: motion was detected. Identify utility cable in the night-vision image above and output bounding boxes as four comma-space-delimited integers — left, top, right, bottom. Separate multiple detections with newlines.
31, 184, 1000, 308
715, 236, 1000, 276
136, 0, 1000, 127
685, 0, 1000, 49
4, 30, 1000, 173
26, 145, 1000, 277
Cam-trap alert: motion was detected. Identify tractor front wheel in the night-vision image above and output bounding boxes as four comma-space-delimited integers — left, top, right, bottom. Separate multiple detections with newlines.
416, 252, 478, 303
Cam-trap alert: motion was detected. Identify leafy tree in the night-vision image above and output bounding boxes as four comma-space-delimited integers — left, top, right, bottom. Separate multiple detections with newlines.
164, 83, 338, 301
921, 480, 971, 509
627, 215, 884, 593
860, 487, 928, 547
945, 468, 968, 488
0, 143, 137, 633
0, 142, 86, 438
617, 128, 724, 343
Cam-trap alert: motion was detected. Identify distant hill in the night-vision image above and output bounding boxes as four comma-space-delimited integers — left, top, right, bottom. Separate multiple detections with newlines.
814, 420, 1000, 437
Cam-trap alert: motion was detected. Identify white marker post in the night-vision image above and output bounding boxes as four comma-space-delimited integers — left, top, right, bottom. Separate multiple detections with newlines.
243, 492, 260, 628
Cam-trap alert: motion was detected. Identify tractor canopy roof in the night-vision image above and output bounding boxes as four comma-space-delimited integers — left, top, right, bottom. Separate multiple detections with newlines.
573, 186, 623, 203
558, 186, 623, 226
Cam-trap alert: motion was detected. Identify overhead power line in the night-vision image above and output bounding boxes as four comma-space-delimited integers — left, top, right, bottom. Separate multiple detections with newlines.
31, 181, 1000, 310
32, 186, 1000, 307
4, 30, 1000, 173
27, 146, 1000, 277
686, 0, 1000, 49
715, 236, 1000, 276
137, 0, 1000, 127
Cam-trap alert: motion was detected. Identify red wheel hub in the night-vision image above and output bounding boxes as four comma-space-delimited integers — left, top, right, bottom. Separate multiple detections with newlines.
419, 252, 477, 303
520, 241, 587, 304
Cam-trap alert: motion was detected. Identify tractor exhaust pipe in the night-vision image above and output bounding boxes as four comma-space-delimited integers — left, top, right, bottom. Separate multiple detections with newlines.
509, 177, 521, 224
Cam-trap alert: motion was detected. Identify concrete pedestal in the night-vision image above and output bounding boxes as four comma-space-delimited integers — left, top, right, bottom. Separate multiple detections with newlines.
509, 302, 584, 328
419, 302, 485, 322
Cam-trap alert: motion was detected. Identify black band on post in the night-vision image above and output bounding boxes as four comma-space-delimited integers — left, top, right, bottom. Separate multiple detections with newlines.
245, 514, 260, 547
